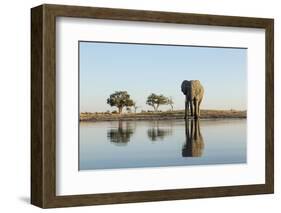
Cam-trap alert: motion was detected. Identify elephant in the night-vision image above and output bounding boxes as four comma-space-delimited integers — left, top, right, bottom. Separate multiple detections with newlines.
181, 80, 204, 119
182, 119, 204, 157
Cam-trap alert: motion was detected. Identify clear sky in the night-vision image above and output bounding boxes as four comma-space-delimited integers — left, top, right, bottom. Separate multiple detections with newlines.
79, 41, 247, 112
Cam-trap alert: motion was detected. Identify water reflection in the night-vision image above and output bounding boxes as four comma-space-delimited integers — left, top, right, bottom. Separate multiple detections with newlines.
107, 121, 135, 146
182, 119, 204, 157
80, 119, 246, 170
147, 121, 173, 141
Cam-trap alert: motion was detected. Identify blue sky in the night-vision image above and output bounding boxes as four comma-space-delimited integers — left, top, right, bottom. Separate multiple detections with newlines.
79, 41, 247, 112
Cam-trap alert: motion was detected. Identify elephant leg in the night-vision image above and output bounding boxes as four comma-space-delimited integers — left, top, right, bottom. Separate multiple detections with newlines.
187, 101, 190, 118
184, 97, 188, 119
190, 99, 194, 117
198, 99, 202, 116
196, 100, 199, 118
194, 99, 198, 119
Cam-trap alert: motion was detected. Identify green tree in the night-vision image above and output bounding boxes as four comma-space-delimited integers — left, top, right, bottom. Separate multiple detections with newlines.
107, 91, 134, 114
146, 93, 168, 112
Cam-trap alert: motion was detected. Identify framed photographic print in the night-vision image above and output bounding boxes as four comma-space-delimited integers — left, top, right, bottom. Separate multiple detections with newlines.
31, 4, 274, 208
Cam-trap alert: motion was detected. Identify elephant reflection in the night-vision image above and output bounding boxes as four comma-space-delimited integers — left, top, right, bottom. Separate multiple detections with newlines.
182, 119, 204, 157
147, 121, 173, 141
107, 121, 135, 146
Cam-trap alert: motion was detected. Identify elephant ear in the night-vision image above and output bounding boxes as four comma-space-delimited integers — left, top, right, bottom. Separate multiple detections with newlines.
181, 80, 188, 95
197, 81, 204, 96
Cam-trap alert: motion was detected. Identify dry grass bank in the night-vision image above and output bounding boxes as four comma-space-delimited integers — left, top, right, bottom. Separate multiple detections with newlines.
80, 109, 246, 122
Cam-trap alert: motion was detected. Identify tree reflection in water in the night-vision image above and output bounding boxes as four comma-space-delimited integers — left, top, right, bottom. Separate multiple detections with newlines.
182, 119, 204, 157
147, 121, 173, 142
107, 121, 135, 146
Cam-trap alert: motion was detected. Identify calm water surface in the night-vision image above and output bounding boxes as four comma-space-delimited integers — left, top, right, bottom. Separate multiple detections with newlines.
79, 119, 246, 170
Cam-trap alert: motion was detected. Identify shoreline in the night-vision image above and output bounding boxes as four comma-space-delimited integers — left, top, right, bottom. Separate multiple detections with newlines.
80, 110, 246, 122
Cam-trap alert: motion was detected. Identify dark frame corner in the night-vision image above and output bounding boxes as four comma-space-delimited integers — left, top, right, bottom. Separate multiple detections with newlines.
31, 4, 274, 208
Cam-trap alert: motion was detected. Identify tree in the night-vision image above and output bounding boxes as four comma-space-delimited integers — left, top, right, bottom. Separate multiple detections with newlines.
167, 97, 174, 111
107, 91, 134, 114
146, 93, 168, 112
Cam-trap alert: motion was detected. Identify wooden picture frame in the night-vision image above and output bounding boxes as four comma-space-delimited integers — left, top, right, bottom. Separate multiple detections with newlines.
31, 4, 274, 208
